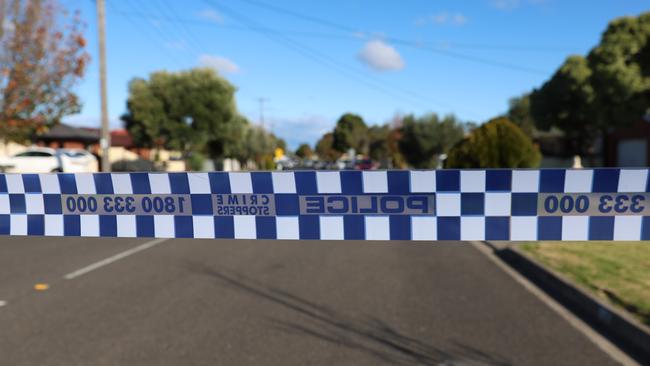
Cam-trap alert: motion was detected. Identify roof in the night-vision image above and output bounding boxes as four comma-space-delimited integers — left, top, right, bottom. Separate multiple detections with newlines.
37, 123, 99, 142
78, 128, 134, 148
110, 129, 134, 148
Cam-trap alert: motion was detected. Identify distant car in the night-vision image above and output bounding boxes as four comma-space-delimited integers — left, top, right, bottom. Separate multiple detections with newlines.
0, 147, 98, 173
355, 159, 378, 170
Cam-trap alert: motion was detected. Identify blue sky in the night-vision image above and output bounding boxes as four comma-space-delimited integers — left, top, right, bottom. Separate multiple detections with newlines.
63, 0, 648, 149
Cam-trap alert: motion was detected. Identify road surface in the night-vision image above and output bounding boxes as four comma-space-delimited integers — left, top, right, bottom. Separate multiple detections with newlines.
0, 237, 620, 366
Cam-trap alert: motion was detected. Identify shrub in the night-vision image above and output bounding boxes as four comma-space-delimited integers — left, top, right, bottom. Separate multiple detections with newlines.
186, 152, 205, 171
446, 117, 541, 168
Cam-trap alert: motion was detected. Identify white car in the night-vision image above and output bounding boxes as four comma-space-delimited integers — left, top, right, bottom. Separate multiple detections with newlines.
0, 147, 98, 173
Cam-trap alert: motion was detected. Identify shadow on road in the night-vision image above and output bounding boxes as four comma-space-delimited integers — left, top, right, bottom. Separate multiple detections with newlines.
186, 263, 511, 366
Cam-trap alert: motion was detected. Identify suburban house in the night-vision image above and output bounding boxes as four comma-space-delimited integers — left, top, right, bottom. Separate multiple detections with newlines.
604, 116, 650, 167
534, 115, 650, 168
31, 123, 185, 171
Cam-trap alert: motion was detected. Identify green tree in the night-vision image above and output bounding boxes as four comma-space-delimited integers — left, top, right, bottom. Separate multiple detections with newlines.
367, 124, 405, 167
233, 125, 285, 169
122, 68, 238, 158
368, 125, 390, 162
529, 12, 649, 157
398, 113, 465, 168
295, 143, 313, 159
530, 56, 596, 156
588, 12, 650, 127
332, 113, 368, 153
507, 93, 535, 136
315, 132, 340, 161
446, 117, 541, 168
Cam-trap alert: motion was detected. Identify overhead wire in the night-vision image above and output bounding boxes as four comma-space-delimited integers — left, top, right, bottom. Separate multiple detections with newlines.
111, 10, 572, 54
235, 0, 551, 75
204, 0, 469, 116
108, 0, 186, 68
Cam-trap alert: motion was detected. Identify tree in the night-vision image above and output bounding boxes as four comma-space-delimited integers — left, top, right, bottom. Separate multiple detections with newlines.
507, 93, 535, 136
588, 12, 650, 127
530, 55, 596, 156
315, 132, 340, 161
0, 0, 89, 142
529, 12, 650, 158
122, 68, 239, 159
368, 125, 389, 162
332, 113, 368, 154
398, 113, 465, 168
295, 143, 313, 159
367, 124, 406, 168
238, 125, 284, 169
207, 113, 248, 160
446, 117, 541, 169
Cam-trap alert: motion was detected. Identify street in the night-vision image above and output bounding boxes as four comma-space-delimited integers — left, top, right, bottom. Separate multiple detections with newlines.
0, 237, 620, 366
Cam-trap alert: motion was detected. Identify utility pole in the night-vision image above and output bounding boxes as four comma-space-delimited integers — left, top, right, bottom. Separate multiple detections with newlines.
257, 97, 268, 130
97, 0, 111, 172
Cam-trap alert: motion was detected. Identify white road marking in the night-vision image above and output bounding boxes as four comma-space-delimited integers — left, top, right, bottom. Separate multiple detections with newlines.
63, 238, 169, 280
0, 300, 6, 307
471, 242, 639, 366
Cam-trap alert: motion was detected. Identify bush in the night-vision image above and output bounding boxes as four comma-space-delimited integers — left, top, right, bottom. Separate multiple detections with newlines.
186, 152, 205, 171
446, 117, 541, 168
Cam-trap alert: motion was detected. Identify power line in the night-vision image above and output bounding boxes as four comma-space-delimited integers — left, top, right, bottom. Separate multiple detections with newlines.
107, 1, 186, 68
235, 0, 551, 75
111, 10, 572, 53
157, 0, 207, 53
205, 0, 460, 115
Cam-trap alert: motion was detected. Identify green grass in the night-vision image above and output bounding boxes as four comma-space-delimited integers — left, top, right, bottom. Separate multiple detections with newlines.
519, 242, 650, 326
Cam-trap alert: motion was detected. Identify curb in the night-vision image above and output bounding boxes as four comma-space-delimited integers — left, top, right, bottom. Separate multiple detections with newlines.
486, 242, 650, 365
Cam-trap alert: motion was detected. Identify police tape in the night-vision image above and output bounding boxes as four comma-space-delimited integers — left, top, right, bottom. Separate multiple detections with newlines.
0, 169, 648, 241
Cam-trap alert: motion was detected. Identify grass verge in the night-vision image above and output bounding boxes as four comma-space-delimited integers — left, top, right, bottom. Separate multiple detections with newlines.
519, 242, 650, 326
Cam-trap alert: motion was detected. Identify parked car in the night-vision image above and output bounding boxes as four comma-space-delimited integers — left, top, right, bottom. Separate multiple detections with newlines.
354, 159, 378, 170
0, 147, 98, 173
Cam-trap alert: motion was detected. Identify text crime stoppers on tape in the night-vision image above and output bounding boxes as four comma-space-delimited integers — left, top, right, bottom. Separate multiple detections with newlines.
0, 169, 649, 241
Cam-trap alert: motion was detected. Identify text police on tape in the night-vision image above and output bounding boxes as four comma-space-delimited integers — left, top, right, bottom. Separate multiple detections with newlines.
61, 194, 435, 216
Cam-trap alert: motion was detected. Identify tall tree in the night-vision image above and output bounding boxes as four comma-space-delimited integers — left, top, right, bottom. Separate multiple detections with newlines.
398, 113, 465, 168
294, 143, 313, 159
332, 113, 368, 154
315, 132, 340, 161
367, 125, 390, 162
530, 56, 597, 156
0, 0, 89, 142
529, 12, 650, 157
239, 125, 284, 169
588, 12, 650, 126
122, 68, 239, 158
507, 93, 535, 136
446, 117, 541, 169
367, 124, 405, 167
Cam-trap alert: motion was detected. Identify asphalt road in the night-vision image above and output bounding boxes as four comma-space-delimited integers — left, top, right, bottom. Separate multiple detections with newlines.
0, 237, 621, 366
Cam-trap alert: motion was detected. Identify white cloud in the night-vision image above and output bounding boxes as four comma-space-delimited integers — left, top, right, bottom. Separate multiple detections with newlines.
357, 40, 405, 71
197, 8, 224, 24
198, 55, 240, 74
417, 12, 468, 26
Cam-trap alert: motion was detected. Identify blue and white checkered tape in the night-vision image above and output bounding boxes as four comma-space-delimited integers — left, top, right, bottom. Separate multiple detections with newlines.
0, 169, 649, 241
